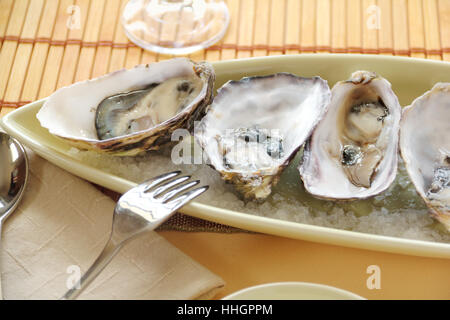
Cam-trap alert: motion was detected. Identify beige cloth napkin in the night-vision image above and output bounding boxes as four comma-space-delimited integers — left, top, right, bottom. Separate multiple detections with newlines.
0, 149, 224, 300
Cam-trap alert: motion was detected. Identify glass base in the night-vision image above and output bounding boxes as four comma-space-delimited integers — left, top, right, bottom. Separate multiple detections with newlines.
122, 0, 230, 55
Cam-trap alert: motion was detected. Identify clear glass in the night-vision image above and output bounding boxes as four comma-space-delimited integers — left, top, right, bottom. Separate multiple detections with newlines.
122, 0, 230, 55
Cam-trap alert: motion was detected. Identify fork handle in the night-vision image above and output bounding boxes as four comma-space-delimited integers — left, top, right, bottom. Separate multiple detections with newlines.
61, 237, 122, 300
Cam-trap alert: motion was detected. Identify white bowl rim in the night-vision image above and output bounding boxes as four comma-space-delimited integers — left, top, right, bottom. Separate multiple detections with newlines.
222, 281, 366, 300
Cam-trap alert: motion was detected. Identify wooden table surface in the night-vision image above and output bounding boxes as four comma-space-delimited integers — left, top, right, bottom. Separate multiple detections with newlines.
0, 0, 449, 300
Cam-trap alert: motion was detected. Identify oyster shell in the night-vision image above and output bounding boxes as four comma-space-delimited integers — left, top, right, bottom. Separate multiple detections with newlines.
37, 58, 214, 156
399, 83, 450, 231
195, 73, 331, 201
299, 71, 402, 200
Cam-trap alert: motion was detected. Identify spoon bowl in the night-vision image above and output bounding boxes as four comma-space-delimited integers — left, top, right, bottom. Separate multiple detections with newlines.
0, 132, 29, 298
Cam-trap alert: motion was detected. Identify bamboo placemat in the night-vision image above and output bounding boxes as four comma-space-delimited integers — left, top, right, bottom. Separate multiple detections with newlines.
0, 0, 449, 231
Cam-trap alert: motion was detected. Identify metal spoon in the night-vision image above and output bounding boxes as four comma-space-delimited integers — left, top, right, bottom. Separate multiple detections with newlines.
0, 132, 29, 299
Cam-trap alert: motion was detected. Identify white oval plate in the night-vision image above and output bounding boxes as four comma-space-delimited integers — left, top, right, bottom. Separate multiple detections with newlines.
222, 282, 365, 300
1, 54, 450, 258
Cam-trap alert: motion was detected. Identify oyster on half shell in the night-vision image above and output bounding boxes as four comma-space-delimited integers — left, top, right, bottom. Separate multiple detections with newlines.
299, 71, 402, 200
37, 58, 214, 156
400, 83, 450, 231
195, 73, 331, 201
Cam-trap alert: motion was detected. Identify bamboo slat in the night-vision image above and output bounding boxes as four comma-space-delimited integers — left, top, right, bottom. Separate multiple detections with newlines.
56, 0, 90, 90
392, 0, 409, 56
252, 0, 270, 57
316, 0, 331, 53
0, 0, 27, 40
377, 0, 393, 54
3, 0, 44, 107
20, 0, 60, 106
423, 0, 443, 60
123, 46, 142, 69
204, 47, 221, 61
113, 0, 135, 71
301, 0, 315, 53
38, 0, 74, 100
73, 0, 106, 82
362, 0, 378, 54
268, 0, 286, 56
189, 50, 206, 63
221, 0, 240, 60
140, 50, 158, 65
236, 0, 255, 59
0, 0, 14, 52
189, 42, 206, 62
408, 0, 426, 58
90, 0, 121, 78
331, 0, 347, 53
439, 0, 450, 61
346, 0, 361, 53
0, 0, 29, 115
285, 0, 301, 55
0, 0, 449, 113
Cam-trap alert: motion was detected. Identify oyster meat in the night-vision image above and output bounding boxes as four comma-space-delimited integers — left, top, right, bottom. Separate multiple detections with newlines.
195, 73, 331, 201
299, 71, 402, 200
95, 75, 204, 140
37, 58, 214, 156
399, 83, 450, 231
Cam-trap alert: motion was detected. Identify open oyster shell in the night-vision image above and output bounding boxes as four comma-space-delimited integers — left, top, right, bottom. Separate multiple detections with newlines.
195, 73, 331, 201
37, 58, 214, 156
299, 71, 402, 200
399, 83, 450, 231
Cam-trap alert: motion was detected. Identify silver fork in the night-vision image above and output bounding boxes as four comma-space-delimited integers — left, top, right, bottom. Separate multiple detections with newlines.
61, 170, 208, 300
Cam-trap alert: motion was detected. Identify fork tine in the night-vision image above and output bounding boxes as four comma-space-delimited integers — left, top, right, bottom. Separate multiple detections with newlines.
167, 186, 209, 210
160, 180, 200, 203
151, 175, 191, 197
140, 170, 181, 192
